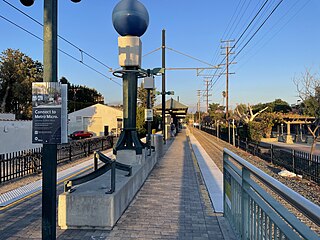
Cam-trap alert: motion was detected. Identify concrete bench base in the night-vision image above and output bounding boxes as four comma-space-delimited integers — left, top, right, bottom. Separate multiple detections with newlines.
58, 151, 156, 230
58, 135, 163, 230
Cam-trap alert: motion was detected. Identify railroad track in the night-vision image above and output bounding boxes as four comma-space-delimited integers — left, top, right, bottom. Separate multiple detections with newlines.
190, 127, 320, 233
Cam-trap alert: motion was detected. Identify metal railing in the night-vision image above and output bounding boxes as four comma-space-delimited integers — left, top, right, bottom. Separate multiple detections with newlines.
201, 126, 320, 183
0, 136, 113, 184
223, 148, 320, 240
64, 151, 131, 194
0, 148, 42, 183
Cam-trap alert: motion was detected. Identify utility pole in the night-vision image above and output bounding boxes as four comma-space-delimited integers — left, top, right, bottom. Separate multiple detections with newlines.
197, 90, 201, 123
221, 40, 235, 120
162, 29, 166, 144
203, 78, 212, 113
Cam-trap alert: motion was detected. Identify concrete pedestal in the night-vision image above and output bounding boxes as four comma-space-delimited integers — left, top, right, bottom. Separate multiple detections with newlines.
116, 149, 146, 165
58, 135, 163, 230
284, 135, 294, 144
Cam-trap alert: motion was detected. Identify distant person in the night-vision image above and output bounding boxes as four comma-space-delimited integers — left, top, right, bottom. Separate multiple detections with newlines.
170, 123, 176, 137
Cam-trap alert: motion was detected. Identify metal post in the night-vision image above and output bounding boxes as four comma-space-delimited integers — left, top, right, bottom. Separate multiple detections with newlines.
147, 88, 151, 155
0, 154, 2, 184
245, 138, 248, 152
42, 0, 57, 239
42, 145, 57, 240
232, 119, 235, 146
228, 120, 231, 143
114, 65, 143, 154
226, 44, 229, 119
242, 168, 250, 239
162, 29, 166, 144
93, 152, 98, 171
270, 144, 273, 164
110, 161, 116, 193
292, 149, 295, 173
123, 68, 138, 130
217, 121, 219, 138
69, 145, 72, 161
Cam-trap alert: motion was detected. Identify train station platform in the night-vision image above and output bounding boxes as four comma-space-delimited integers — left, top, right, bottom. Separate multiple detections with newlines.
0, 129, 235, 239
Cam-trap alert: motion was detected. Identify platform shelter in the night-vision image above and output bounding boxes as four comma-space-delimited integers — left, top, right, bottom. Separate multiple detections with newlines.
154, 98, 188, 136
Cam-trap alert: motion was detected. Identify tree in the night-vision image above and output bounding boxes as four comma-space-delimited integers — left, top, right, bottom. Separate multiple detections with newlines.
252, 99, 291, 113
0, 49, 43, 119
67, 81, 104, 113
256, 112, 282, 138
294, 68, 320, 154
137, 86, 155, 108
208, 103, 225, 121
136, 86, 157, 136
235, 103, 268, 124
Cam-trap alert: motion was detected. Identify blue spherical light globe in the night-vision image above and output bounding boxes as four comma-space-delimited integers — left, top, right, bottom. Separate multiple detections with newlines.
112, 0, 149, 37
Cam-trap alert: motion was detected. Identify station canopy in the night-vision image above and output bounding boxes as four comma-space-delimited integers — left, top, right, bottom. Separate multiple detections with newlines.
154, 98, 188, 119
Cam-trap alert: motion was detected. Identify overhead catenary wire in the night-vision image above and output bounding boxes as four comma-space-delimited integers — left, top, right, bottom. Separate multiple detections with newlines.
143, 47, 161, 58
0, 13, 121, 87
2, 0, 114, 72
166, 47, 216, 67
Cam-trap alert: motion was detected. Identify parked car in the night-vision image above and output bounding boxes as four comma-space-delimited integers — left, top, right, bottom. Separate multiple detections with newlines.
69, 131, 93, 140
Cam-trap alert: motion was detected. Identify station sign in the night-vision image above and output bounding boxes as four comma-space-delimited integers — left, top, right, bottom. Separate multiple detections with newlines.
145, 109, 153, 121
32, 82, 68, 144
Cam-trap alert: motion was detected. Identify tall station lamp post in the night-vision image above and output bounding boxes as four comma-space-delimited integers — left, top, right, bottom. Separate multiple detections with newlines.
112, 0, 149, 156
20, 0, 80, 239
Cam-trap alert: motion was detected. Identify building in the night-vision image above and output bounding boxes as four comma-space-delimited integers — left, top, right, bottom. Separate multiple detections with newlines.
154, 98, 188, 139
68, 104, 123, 137
0, 114, 42, 154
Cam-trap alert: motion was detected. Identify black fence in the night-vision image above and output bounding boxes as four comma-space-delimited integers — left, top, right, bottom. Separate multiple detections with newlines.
0, 136, 113, 184
201, 126, 320, 183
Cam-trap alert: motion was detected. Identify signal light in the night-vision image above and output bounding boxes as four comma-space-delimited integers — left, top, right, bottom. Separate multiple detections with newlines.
20, 0, 34, 6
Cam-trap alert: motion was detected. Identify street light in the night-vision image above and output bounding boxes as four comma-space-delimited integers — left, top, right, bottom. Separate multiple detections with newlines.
20, 0, 81, 6
20, 0, 34, 6
20, 1, 81, 239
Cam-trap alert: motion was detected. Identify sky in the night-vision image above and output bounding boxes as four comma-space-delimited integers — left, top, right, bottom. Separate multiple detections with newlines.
0, 0, 319, 113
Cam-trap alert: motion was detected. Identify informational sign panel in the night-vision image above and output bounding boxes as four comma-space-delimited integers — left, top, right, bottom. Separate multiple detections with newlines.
32, 82, 67, 144
145, 109, 153, 121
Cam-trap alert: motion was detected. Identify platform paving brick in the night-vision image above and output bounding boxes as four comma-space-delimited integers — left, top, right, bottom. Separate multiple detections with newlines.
101, 130, 226, 240
0, 130, 231, 239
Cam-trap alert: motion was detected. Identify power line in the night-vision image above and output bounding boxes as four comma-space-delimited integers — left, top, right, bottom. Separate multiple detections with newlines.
231, 0, 284, 62
2, 0, 114, 71
210, 0, 270, 87
227, 0, 253, 40
233, 0, 270, 48
211, 0, 283, 89
224, 0, 247, 40
0, 13, 121, 86
234, 0, 311, 72
221, 0, 244, 40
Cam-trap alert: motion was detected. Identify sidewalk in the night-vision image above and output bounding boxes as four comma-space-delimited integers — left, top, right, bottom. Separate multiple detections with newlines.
262, 140, 320, 155
0, 130, 234, 239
